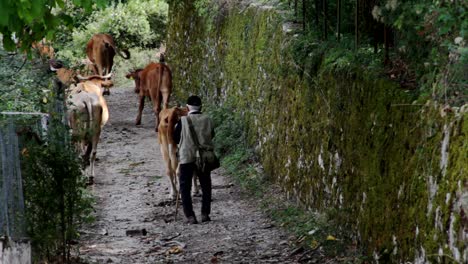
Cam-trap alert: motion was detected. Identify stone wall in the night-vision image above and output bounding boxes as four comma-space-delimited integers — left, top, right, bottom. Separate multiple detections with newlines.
166, 1, 467, 262
0, 238, 31, 264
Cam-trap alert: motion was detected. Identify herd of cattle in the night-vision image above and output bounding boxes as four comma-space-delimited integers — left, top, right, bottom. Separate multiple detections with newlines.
37, 33, 191, 197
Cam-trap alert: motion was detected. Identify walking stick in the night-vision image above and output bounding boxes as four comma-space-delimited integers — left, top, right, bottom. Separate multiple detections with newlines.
174, 187, 180, 221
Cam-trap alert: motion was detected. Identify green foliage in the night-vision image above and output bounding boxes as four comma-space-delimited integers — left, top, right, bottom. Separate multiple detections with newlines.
0, 50, 53, 112
56, 0, 168, 66
0, 0, 107, 52
207, 104, 248, 157
112, 47, 161, 86
21, 116, 93, 261
0, 47, 93, 261
266, 204, 364, 261
206, 104, 261, 193
292, 0, 467, 105
376, 0, 467, 104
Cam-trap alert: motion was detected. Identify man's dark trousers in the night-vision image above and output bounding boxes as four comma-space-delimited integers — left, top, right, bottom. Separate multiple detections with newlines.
179, 162, 212, 218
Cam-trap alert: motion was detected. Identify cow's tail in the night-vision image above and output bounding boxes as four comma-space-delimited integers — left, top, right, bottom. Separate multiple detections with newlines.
83, 97, 93, 134
110, 42, 130, 59
158, 64, 164, 100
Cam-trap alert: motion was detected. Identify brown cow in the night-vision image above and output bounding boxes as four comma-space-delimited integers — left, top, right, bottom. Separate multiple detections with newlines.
32, 38, 55, 60
126, 62, 172, 131
125, 68, 143, 94
158, 107, 199, 199
49, 59, 78, 88
86, 33, 130, 95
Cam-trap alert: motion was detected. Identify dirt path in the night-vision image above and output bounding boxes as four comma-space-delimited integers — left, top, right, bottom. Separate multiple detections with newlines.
78, 85, 295, 263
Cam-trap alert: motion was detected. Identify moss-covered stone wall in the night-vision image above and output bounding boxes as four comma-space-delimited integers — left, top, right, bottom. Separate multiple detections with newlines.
167, 1, 467, 262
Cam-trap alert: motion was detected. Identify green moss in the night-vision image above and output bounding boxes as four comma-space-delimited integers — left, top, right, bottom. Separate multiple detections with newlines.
167, 1, 468, 262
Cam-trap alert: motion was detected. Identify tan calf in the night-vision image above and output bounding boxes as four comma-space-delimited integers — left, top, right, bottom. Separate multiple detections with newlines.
158, 107, 200, 199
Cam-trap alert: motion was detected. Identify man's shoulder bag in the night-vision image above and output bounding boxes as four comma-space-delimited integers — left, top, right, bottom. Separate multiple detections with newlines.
187, 116, 220, 172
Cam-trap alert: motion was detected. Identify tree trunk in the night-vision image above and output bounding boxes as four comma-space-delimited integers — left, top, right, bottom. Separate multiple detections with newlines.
337, 0, 341, 42
384, 25, 390, 65
323, 0, 328, 40
294, 0, 298, 22
355, 0, 359, 49
303, 0, 306, 31
315, 0, 320, 37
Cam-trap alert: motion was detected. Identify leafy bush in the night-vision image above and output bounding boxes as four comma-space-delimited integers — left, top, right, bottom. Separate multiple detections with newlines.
112, 47, 160, 86
207, 104, 249, 158
282, 0, 466, 105
21, 115, 94, 262
1, 47, 93, 262
0, 50, 53, 113
56, 0, 168, 66
0, 0, 106, 52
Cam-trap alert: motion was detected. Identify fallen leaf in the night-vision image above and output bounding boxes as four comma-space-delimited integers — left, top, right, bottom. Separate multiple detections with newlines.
297, 235, 306, 243
310, 240, 319, 249
21, 148, 29, 156
167, 245, 182, 254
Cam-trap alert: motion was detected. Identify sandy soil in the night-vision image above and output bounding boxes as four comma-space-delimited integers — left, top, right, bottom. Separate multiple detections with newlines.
77, 85, 297, 263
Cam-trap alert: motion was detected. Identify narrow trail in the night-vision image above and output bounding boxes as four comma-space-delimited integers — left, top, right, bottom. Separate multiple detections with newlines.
78, 85, 295, 263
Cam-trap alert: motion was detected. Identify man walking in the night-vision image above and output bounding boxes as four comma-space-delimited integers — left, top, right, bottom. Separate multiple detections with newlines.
174, 95, 215, 224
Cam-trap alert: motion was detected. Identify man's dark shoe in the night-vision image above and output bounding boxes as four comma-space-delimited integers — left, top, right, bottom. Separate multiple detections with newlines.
186, 216, 198, 224
201, 214, 211, 222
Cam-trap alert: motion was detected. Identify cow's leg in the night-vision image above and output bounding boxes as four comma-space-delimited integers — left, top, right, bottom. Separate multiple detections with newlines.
89, 150, 96, 185
89, 126, 101, 184
83, 142, 94, 185
161, 90, 170, 110
153, 95, 161, 132
96, 59, 104, 76
92, 64, 99, 75
161, 143, 177, 200
169, 143, 179, 196
103, 86, 110, 96
102, 64, 110, 96
103, 57, 113, 95
136, 96, 145, 125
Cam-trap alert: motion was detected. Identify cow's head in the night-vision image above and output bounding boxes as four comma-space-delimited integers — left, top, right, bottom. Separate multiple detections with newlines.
159, 107, 188, 136
49, 59, 80, 89
126, 69, 143, 93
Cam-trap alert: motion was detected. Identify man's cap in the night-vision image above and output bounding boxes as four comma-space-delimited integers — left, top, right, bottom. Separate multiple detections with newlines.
187, 95, 202, 106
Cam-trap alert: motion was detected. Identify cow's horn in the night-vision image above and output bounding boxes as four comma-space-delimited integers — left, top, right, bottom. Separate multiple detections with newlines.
76, 74, 89, 80
102, 73, 112, 79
